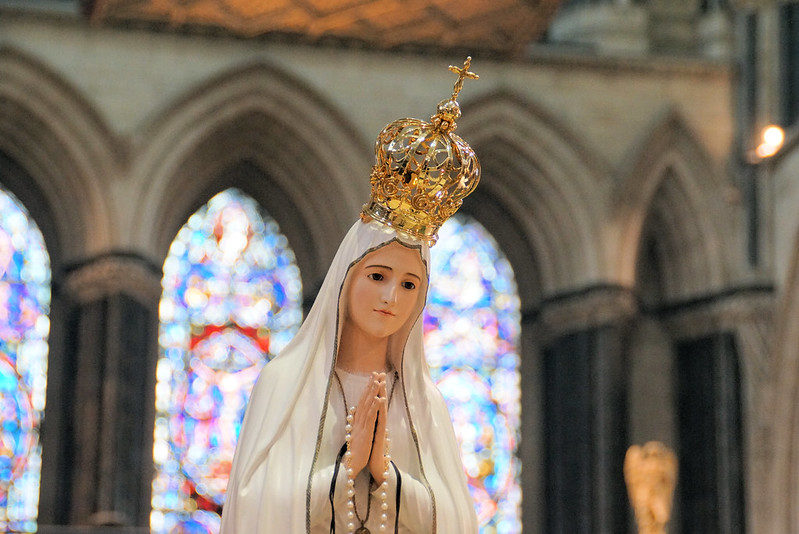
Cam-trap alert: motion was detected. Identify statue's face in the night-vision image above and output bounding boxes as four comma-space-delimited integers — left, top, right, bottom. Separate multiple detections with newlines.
345, 241, 425, 341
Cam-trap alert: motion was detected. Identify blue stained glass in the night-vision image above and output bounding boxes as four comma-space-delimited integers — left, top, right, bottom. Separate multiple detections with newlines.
151, 189, 303, 533
425, 214, 522, 533
0, 185, 51, 533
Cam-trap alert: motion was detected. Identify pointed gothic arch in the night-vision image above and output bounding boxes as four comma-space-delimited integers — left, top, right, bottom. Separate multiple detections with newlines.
622, 110, 748, 533
151, 188, 303, 533
612, 109, 732, 298
0, 46, 119, 266
457, 92, 608, 303
0, 46, 125, 526
129, 61, 370, 284
455, 91, 610, 532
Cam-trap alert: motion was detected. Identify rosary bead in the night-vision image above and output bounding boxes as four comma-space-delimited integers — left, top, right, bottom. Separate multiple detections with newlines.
334, 369, 399, 534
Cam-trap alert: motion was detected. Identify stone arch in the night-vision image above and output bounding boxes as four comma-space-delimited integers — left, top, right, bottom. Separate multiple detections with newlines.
456, 92, 611, 533
620, 109, 750, 534
0, 46, 119, 270
457, 92, 608, 305
129, 61, 370, 286
0, 46, 126, 527
612, 108, 731, 299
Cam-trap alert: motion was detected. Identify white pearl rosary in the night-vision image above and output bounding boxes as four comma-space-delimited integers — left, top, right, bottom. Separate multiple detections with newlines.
344, 405, 391, 534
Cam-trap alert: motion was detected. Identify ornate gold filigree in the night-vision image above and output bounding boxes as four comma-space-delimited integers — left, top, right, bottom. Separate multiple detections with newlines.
361, 58, 480, 245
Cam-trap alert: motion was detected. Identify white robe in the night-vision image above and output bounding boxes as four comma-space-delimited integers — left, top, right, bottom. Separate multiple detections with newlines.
220, 220, 477, 534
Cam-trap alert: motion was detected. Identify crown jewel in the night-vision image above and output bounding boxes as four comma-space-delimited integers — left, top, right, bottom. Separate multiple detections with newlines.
361, 57, 481, 245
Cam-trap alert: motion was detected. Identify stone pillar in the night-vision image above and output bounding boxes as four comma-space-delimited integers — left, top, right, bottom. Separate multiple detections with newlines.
39, 254, 161, 530
537, 285, 636, 534
662, 288, 772, 534
519, 309, 544, 532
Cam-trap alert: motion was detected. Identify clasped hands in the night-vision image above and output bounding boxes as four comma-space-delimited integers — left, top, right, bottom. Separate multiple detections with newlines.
347, 372, 389, 485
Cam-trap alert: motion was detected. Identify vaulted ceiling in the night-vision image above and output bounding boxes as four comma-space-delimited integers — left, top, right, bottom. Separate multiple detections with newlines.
89, 0, 564, 56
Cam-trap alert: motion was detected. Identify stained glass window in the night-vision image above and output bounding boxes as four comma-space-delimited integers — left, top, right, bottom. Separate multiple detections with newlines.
151, 189, 303, 534
425, 214, 522, 534
0, 185, 51, 533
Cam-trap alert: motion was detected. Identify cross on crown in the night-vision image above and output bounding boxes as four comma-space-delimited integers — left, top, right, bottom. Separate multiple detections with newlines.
448, 56, 479, 101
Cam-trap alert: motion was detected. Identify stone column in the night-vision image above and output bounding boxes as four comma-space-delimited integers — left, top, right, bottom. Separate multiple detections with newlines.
537, 285, 636, 534
39, 253, 162, 530
662, 288, 773, 534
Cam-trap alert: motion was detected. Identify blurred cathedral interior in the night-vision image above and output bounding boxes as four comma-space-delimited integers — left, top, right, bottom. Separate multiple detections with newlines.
2, 0, 799, 532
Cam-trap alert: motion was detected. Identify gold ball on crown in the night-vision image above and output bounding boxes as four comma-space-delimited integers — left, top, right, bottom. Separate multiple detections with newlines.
361, 58, 481, 245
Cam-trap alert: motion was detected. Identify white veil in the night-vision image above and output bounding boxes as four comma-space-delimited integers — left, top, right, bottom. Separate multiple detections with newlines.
221, 219, 477, 533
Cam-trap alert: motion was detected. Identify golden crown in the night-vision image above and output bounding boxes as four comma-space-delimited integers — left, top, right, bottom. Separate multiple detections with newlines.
361, 57, 481, 245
